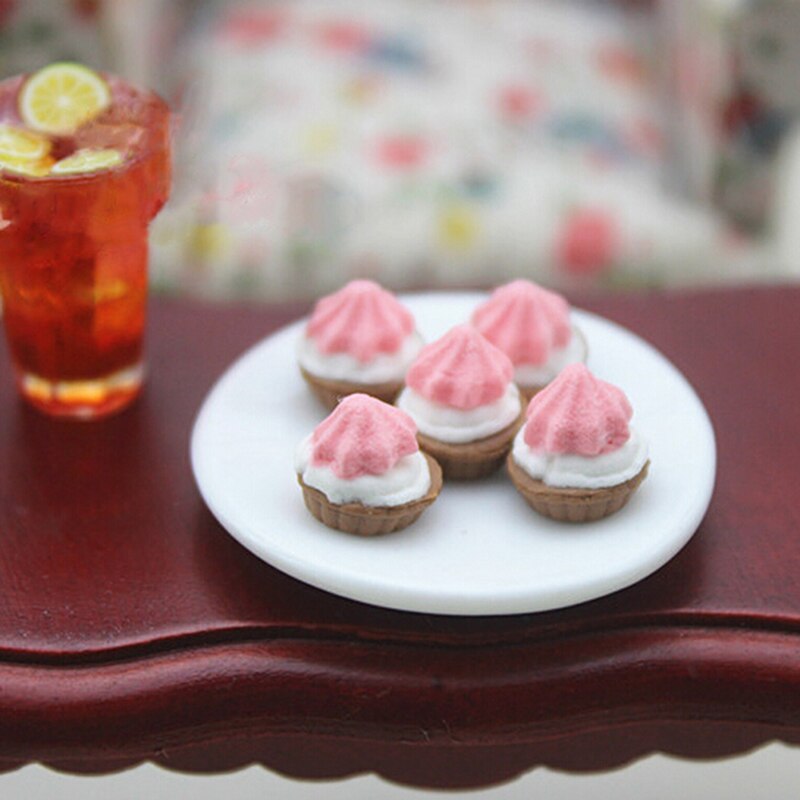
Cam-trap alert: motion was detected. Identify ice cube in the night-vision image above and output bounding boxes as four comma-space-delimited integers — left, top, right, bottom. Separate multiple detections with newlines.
73, 120, 145, 157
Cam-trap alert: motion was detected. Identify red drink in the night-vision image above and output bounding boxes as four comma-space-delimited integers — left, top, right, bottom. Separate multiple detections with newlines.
0, 70, 171, 418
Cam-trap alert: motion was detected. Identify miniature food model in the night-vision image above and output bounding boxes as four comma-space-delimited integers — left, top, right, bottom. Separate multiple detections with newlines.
0, 63, 171, 418
295, 393, 442, 535
298, 280, 424, 409
507, 363, 649, 522
472, 280, 587, 401
396, 325, 524, 480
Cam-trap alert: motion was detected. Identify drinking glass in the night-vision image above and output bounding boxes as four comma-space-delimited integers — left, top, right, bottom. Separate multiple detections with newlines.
0, 72, 171, 419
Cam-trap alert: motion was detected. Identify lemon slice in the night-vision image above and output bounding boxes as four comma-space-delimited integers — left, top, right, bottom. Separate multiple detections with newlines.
0, 154, 54, 177
0, 124, 51, 161
19, 63, 111, 135
52, 148, 123, 175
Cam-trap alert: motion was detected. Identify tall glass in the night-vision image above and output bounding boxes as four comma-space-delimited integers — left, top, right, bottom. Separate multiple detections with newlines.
0, 74, 171, 419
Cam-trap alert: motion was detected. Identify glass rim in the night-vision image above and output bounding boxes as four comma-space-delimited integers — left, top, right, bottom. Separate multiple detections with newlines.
0, 72, 172, 187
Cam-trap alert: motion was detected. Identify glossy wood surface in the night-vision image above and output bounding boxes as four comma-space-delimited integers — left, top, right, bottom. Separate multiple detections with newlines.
1, 286, 799, 788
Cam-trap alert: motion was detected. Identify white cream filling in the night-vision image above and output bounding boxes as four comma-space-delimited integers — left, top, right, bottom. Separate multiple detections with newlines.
396, 383, 521, 444
511, 426, 648, 489
295, 435, 431, 507
513, 326, 588, 388
297, 331, 424, 384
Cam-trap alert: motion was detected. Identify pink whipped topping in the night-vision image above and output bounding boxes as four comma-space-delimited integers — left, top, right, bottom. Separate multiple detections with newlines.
472, 279, 572, 366
310, 393, 420, 479
306, 280, 415, 363
523, 363, 632, 456
405, 325, 514, 411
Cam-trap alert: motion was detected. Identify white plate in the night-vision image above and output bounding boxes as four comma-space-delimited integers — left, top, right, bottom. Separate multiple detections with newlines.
191, 292, 716, 616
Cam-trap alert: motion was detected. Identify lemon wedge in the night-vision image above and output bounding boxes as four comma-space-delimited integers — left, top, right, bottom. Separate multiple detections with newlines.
52, 148, 123, 175
0, 124, 51, 161
19, 63, 111, 136
0, 154, 54, 177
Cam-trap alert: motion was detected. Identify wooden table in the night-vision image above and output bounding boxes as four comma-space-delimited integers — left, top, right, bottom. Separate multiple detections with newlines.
1, 286, 799, 789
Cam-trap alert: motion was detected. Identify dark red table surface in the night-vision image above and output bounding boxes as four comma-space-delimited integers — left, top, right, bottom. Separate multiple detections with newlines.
1, 285, 799, 789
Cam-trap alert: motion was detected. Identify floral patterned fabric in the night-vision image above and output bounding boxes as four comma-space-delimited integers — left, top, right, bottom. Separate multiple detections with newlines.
714, 0, 800, 228
0, 0, 106, 76
0, 1, 750, 300
148, 0, 741, 301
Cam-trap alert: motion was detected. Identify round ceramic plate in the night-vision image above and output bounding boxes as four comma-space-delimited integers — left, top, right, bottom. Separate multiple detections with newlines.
191, 292, 716, 616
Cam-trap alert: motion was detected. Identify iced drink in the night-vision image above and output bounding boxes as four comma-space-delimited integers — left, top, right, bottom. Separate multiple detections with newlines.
0, 63, 171, 418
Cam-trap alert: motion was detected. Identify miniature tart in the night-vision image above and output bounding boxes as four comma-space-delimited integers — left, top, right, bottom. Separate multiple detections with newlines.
471, 279, 587, 401
507, 363, 649, 522
396, 325, 524, 480
298, 279, 424, 409
295, 393, 442, 535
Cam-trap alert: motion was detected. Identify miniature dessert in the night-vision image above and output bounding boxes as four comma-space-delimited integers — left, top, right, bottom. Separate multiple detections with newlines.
507, 363, 649, 522
471, 279, 587, 401
295, 393, 442, 535
298, 280, 424, 409
396, 325, 524, 480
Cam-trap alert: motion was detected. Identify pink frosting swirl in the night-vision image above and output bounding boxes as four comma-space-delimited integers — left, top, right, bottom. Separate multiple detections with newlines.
306, 280, 415, 363
311, 394, 420, 480
405, 325, 514, 411
472, 279, 572, 366
524, 363, 632, 456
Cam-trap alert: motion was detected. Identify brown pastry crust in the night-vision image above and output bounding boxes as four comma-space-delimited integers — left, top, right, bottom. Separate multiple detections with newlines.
518, 384, 545, 404
300, 367, 404, 411
507, 454, 649, 523
416, 404, 525, 481
297, 452, 443, 536
517, 326, 589, 404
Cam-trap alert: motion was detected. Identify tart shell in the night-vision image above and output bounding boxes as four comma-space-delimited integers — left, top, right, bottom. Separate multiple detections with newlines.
416, 405, 525, 481
298, 452, 443, 535
300, 367, 404, 411
507, 455, 649, 522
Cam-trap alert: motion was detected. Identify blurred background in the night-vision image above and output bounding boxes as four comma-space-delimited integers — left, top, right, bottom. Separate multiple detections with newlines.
3, 2, 800, 796
4, 0, 800, 302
